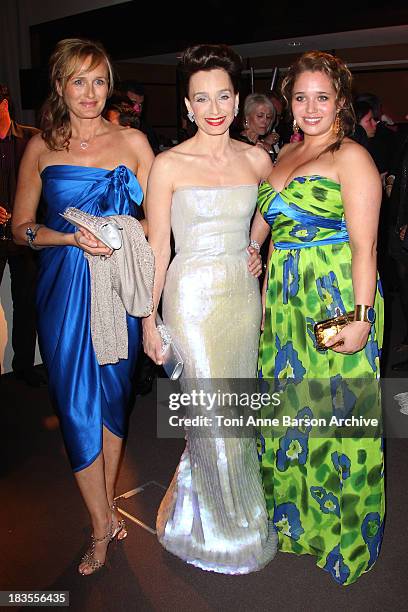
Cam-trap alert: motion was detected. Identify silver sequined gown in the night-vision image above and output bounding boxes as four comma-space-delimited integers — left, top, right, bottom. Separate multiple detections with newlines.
157, 185, 278, 574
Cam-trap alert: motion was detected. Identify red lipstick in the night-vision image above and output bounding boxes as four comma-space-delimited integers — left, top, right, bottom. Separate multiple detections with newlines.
205, 117, 226, 126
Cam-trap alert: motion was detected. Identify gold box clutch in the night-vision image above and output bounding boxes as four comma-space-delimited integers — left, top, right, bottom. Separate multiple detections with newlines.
314, 308, 355, 350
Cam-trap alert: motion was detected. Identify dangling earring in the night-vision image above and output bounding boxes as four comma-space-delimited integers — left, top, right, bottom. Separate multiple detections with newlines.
333, 110, 341, 135
244, 118, 248, 128
293, 119, 299, 134
234, 106, 239, 117
187, 111, 195, 123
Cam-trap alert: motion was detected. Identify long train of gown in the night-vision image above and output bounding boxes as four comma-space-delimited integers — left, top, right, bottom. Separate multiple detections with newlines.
37, 165, 142, 472
156, 185, 278, 574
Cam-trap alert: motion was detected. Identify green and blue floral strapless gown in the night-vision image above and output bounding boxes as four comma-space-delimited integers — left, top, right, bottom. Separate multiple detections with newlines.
258, 176, 385, 585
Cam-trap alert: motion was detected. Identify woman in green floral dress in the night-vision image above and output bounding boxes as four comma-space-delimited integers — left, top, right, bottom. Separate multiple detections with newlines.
255, 51, 385, 585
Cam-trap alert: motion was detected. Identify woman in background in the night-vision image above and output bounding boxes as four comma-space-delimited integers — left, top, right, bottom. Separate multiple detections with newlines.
257, 51, 384, 585
238, 93, 279, 161
12, 38, 154, 575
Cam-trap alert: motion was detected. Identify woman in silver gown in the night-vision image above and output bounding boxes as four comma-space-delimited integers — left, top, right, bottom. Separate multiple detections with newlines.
143, 44, 278, 574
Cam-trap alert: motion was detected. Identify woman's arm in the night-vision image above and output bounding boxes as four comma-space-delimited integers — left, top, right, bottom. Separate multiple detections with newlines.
142, 153, 174, 364
12, 136, 112, 255
250, 209, 271, 247
247, 210, 271, 277
131, 130, 155, 229
247, 146, 274, 275
260, 237, 274, 330
326, 142, 382, 353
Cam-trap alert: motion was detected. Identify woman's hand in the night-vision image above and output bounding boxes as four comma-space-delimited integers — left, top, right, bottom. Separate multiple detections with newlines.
142, 318, 164, 365
325, 321, 371, 354
73, 228, 113, 256
400, 224, 407, 241
265, 132, 280, 146
247, 245, 262, 277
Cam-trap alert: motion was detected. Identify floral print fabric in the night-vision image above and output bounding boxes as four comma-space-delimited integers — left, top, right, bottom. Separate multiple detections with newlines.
258, 176, 385, 585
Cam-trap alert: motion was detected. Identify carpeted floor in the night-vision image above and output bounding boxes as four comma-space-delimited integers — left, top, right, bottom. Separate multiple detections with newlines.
1, 293, 408, 612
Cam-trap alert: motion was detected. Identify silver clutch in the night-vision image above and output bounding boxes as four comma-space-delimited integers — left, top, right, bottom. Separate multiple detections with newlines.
60, 207, 123, 250
156, 314, 184, 380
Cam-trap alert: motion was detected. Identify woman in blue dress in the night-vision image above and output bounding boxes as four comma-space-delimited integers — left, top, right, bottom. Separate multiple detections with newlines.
12, 38, 154, 575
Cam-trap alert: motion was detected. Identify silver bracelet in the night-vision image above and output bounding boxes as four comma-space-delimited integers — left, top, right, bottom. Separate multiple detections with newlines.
25, 224, 44, 250
249, 239, 261, 252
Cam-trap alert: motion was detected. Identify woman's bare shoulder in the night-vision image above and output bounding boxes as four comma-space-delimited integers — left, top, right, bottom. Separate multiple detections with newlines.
25, 133, 53, 172
117, 124, 149, 147
148, 148, 183, 179
335, 138, 376, 168
335, 138, 380, 187
25, 132, 48, 154
243, 142, 273, 178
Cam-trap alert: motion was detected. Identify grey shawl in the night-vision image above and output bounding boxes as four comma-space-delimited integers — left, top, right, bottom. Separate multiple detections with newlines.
85, 215, 154, 365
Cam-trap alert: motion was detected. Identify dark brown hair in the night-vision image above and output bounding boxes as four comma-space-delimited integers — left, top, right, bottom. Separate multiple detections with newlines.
281, 50, 355, 154
354, 100, 373, 124
179, 44, 242, 97
40, 38, 114, 151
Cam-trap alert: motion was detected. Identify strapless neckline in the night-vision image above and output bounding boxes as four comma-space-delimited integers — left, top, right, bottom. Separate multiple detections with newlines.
40, 163, 134, 177
265, 175, 341, 194
173, 184, 258, 194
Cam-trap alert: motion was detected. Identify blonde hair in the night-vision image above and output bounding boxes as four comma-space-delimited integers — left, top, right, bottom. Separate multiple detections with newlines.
243, 93, 276, 129
40, 38, 114, 150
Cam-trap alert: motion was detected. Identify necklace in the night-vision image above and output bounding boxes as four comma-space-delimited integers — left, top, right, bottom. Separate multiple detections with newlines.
78, 127, 102, 150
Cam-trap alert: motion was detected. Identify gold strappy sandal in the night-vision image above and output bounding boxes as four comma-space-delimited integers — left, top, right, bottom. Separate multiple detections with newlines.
79, 521, 113, 576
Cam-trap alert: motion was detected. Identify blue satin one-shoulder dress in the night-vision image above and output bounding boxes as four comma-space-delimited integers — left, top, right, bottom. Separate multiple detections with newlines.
37, 165, 143, 472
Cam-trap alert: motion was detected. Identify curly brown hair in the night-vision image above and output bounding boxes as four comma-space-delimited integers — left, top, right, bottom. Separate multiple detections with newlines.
281, 51, 355, 154
40, 38, 114, 151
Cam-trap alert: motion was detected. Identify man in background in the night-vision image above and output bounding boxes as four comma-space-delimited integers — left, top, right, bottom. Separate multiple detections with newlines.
120, 81, 160, 153
0, 83, 44, 386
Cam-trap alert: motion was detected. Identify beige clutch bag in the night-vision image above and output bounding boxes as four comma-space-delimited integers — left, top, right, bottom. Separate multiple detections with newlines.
314, 308, 355, 350
60, 207, 123, 250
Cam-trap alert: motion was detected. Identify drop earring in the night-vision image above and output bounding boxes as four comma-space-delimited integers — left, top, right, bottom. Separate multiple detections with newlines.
187, 111, 195, 123
293, 119, 299, 134
334, 110, 341, 135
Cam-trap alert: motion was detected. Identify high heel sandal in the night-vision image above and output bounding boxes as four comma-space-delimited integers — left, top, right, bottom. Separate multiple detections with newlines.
111, 500, 127, 540
79, 504, 127, 576
79, 521, 113, 576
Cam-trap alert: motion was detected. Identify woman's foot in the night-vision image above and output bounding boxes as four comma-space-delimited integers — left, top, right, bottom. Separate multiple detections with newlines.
111, 500, 127, 540
78, 514, 113, 576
